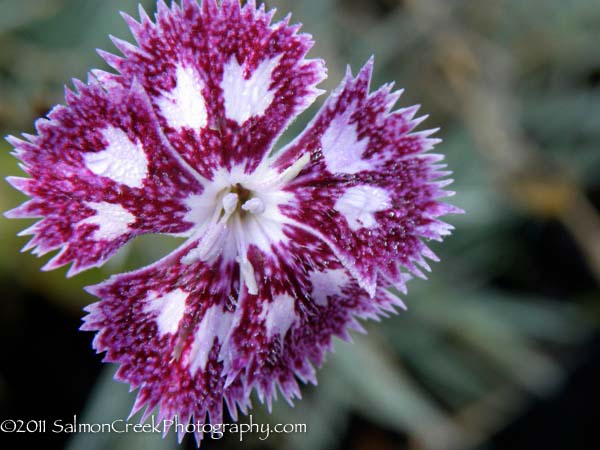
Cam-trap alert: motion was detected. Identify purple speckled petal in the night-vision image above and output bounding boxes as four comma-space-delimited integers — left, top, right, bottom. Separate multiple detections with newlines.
224, 226, 406, 410
82, 242, 247, 444
275, 60, 463, 295
82, 225, 404, 444
97, 0, 326, 176
5, 79, 203, 275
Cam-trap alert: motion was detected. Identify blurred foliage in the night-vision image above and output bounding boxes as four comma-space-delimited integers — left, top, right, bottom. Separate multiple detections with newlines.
1, 1, 600, 450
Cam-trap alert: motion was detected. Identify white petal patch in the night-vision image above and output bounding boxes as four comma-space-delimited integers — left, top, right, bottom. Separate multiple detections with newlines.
188, 305, 233, 375
183, 164, 294, 252
156, 64, 207, 131
309, 268, 350, 306
334, 185, 392, 231
221, 54, 281, 125
79, 201, 136, 240
83, 126, 149, 188
321, 108, 372, 174
143, 289, 188, 337
182, 188, 222, 232
260, 294, 296, 339
238, 201, 287, 253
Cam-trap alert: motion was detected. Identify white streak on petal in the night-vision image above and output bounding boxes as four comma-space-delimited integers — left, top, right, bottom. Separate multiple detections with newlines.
238, 256, 258, 295
143, 289, 188, 337
260, 294, 296, 339
156, 64, 208, 131
83, 126, 148, 188
183, 193, 240, 265
183, 193, 214, 229
239, 192, 293, 254
321, 109, 371, 174
188, 305, 233, 375
79, 201, 136, 240
182, 170, 232, 230
221, 54, 281, 125
309, 268, 350, 306
334, 185, 391, 231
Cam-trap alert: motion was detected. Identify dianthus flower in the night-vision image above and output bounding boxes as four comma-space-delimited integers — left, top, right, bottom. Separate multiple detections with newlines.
5, 0, 460, 444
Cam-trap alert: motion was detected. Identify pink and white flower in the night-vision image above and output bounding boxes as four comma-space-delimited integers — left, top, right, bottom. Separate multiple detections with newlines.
5, 0, 461, 444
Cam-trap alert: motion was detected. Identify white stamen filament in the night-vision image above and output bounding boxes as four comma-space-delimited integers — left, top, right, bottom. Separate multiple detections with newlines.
279, 153, 311, 184
181, 193, 238, 264
252, 153, 311, 191
232, 214, 259, 295
238, 256, 258, 295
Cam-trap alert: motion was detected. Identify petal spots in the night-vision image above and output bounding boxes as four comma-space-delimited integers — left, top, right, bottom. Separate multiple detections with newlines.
321, 106, 372, 174
5, 79, 204, 275
143, 288, 189, 337
156, 64, 208, 132
83, 126, 149, 188
334, 185, 392, 231
78, 201, 136, 241
221, 54, 282, 125
98, 0, 326, 175
277, 60, 462, 295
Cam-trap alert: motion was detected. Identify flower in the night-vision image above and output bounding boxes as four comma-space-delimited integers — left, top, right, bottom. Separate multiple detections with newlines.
5, 0, 461, 444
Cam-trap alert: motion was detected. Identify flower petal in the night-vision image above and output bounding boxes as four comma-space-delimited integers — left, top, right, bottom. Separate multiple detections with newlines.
275, 60, 463, 295
82, 226, 404, 440
98, 0, 326, 176
224, 226, 405, 410
82, 243, 248, 443
5, 79, 204, 275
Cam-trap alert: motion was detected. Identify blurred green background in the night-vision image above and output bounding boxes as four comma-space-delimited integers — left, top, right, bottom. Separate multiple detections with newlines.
1, 0, 599, 449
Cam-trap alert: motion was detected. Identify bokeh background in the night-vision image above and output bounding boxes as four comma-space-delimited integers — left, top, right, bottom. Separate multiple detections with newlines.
1, 0, 599, 449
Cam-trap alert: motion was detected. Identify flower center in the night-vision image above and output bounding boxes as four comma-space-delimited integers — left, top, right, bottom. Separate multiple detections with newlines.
181, 154, 311, 295
226, 183, 266, 217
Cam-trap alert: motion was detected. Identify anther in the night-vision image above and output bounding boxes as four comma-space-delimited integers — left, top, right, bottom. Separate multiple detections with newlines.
241, 197, 265, 215
222, 192, 239, 215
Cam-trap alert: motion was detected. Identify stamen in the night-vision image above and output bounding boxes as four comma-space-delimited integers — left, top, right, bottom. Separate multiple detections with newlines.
278, 153, 310, 184
241, 197, 265, 215
232, 214, 259, 295
237, 256, 258, 295
182, 192, 239, 264
222, 192, 239, 214
252, 153, 311, 191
